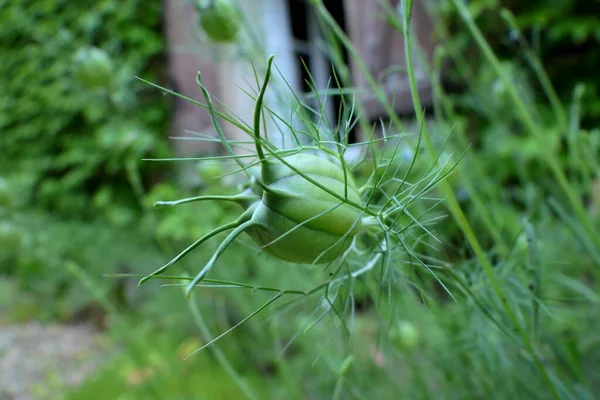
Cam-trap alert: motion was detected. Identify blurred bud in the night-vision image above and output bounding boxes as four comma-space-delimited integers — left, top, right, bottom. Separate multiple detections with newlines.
72, 46, 114, 90
0, 222, 22, 254
391, 321, 420, 351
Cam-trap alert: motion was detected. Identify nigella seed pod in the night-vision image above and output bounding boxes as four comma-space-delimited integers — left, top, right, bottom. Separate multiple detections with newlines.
140, 56, 365, 296
197, 0, 240, 43
244, 152, 363, 264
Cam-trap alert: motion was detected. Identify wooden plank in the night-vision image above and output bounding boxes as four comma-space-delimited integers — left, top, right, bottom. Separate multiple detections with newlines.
163, 0, 221, 186
343, 0, 436, 120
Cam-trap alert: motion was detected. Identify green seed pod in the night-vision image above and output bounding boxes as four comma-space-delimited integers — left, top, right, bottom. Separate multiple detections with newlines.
140, 56, 365, 296
391, 321, 420, 351
244, 153, 362, 264
72, 46, 114, 89
198, 0, 240, 43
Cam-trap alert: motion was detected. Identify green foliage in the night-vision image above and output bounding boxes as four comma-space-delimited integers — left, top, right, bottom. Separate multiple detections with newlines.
0, 0, 177, 325
1, 210, 163, 321
429, 0, 600, 261
0, 177, 11, 210
436, 0, 600, 125
63, 324, 271, 400
0, 0, 170, 218
0, 0, 176, 319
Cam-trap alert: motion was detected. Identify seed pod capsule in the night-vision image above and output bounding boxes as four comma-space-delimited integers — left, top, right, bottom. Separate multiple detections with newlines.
245, 153, 362, 264
198, 0, 240, 43
141, 56, 364, 296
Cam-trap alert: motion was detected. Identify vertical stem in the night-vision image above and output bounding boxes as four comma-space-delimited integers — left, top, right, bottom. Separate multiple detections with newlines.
402, 1, 559, 398
187, 288, 260, 400
451, 0, 600, 254
253, 55, 275, 163
197, 70, 248, 174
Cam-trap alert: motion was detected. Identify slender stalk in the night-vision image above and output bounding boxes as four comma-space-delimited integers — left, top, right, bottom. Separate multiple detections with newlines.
402, 1, 558, 397
155, 193, 258, 207
186, 288, 260, 400
450, 0, 600, 256
184, 292, 284, 357
253, 55, 275, 163
499, 9, 568, 132
197, 71, 249, 174
139, 218, 246, 286
428, 47, 509, 255
185, 219, 256, 297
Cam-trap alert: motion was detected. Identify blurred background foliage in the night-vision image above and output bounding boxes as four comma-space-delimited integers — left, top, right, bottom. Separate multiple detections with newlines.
0, 0, 172, 319
0, 0, 599, 399
439, 0, 600, 126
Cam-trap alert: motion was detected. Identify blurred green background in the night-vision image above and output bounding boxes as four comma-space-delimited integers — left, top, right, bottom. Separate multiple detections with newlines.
1, 0, 599, 399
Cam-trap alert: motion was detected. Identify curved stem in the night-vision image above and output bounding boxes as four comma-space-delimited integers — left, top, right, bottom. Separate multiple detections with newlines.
138, 218, 246, 286
155, 193, 258, 208
253, 55, 275, 164
403, 1, 559, 397
197, 71, 249, 175
185, 219, 256, 297
451, 0, 600, 254
186, 289, 260, 400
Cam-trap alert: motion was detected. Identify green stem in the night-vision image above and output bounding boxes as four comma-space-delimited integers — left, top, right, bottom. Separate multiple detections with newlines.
402, 1, 559, 397
196, 71, 248, 174
382, 0, 511, 256
186, 288, 260, 400
451, 0, 600, 257
155, 193, 258, 207
311, 0, 404, 133
138, 218, 246, 286
184, 292, 284, 357
185, 219, 256, 297
499, 9, 568, 132
253, 55, 275, 163
429, 48, 509, 255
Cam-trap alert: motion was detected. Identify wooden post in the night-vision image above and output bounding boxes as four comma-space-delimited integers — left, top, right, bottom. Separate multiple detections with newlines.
343, 0, 435, 122
163, 0, 221, 186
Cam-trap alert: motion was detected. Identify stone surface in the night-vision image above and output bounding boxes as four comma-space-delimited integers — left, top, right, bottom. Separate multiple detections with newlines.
0, 322, 106, 400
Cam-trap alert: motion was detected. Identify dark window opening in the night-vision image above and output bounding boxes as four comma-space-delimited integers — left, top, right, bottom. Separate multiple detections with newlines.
287, 0, 357, 144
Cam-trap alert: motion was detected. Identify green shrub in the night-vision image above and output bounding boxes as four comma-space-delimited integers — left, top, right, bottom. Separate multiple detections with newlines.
0, 0, 171, 219
437, 0, 600, 126
0, 0, 177, 321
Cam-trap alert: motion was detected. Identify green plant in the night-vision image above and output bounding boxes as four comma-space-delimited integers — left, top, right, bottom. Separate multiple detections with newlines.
130, 1, 598, 398
137, 50, 454, 306
129, 15, 469, 398
0, 0, 170, 219
5, 0, 595, 398
435, 0, 600, 125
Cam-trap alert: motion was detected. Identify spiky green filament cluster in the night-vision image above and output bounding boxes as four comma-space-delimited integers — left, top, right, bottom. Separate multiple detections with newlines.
140, 56, 365, 297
